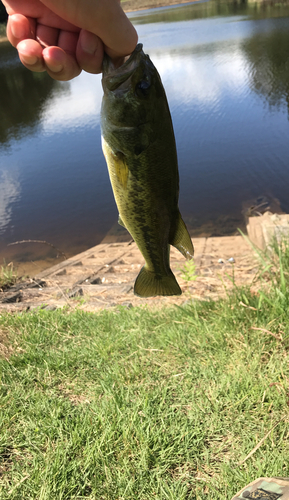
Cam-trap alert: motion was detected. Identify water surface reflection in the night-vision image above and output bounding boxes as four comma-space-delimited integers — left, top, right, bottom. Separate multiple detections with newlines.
242, 22, 289, 115
0, 170, 20, 235
0, 44, 61, 145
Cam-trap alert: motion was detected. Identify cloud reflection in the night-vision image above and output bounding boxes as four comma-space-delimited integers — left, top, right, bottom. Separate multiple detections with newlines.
0, 170, 20, 235
41, 72, 103, 134
150, 46, 248, 107
39, 41, 248, 135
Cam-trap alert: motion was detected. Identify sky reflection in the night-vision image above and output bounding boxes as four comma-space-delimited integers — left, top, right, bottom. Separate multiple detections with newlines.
38, 24, 250, 135
151, 46, 248, 107
0, 169, 20, 235
40, 73, 103, 134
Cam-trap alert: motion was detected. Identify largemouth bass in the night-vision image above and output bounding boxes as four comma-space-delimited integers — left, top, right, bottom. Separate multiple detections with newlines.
101, 43, 194, 297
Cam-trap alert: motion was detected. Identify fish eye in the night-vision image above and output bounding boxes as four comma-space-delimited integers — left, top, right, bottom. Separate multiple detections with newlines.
136, 80, 151, 96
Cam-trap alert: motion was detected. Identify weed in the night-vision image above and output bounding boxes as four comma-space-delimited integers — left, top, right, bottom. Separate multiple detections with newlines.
0, 261, 17, 290
179, 259, 197, 282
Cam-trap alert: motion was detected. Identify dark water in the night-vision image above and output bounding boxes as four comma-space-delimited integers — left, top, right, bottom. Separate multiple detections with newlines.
1, 1, 289, 270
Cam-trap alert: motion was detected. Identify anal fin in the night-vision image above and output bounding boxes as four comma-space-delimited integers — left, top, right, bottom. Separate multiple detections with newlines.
170, 212, 194, 260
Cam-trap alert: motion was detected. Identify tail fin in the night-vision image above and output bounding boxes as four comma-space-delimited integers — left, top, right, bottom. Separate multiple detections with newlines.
134, 266, 182, 298
170, 212, 194, 260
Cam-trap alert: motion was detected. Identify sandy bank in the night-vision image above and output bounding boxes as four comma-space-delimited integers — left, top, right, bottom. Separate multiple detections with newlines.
0, 236, 259, 312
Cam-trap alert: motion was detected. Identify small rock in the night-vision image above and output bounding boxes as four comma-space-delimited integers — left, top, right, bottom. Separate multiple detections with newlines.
228, 257, 235, 263
218, 259, 224, 264
89, 277, 102, 285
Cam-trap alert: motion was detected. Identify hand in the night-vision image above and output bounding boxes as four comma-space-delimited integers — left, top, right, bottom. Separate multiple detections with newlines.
3, 0, 138, 81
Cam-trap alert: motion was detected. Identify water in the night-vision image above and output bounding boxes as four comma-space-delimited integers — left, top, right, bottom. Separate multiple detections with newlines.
1, 1, 289, 272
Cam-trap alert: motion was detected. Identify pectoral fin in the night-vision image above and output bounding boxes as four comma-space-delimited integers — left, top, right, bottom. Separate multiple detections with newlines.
170, 213, 194, 260
101, 137, 129, 189
114, 154, 129, 189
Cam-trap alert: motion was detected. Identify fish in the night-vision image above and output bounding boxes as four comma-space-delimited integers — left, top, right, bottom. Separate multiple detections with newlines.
101, 43, 194, 297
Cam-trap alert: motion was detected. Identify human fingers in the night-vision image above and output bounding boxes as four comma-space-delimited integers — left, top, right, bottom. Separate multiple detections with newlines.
76, 30, 104, 75
17, 39, 45, 72
39, 0, 138, 58
3, 0, 77, 31
42, 31, 81, 81
4, 0, 137, 78
18, 24, 60, 73
37, 27, 104, 76
6, 13, 35, 48
17, 33, 82, 80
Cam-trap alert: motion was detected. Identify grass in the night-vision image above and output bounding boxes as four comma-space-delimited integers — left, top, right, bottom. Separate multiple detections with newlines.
0, 239, 289, 499
179, 260, 197, 282
0, 262, 17, 290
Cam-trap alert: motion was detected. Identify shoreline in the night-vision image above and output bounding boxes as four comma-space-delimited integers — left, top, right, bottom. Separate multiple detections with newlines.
122, 0, 199, 12
0, 235, 258, 311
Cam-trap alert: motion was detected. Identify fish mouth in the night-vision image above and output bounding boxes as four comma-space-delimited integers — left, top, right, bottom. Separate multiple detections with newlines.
102, 43, 144, 92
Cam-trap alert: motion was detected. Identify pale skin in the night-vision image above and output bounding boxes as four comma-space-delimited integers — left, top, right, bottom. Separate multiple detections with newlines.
2, 0, 138, 81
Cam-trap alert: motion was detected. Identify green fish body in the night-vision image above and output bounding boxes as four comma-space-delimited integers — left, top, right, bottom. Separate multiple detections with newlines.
101, 44, 194, 297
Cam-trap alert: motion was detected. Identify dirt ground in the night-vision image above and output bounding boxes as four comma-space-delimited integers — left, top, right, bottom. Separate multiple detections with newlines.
0, 235, 261, 312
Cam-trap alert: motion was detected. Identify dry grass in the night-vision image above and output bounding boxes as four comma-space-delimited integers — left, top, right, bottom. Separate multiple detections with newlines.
0, 328, 13, 359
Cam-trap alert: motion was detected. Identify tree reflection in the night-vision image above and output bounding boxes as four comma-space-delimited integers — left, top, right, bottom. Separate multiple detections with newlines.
128, 0, 289, 25
0, 43, 68, 145
129, 0, 250, 24
242, 25, 289, 116
0, 3, 8, 23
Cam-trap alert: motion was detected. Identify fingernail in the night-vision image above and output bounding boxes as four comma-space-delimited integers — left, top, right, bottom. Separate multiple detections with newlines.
80, 31, 99, 55
19, 53, 38, 65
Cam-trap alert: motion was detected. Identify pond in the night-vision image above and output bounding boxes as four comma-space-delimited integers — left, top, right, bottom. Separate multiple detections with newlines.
1, 0, 289, 273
